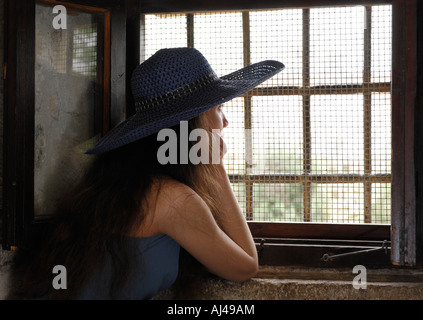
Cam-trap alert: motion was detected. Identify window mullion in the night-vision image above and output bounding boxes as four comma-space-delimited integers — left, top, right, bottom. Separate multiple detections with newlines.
363, 6, 373, 223
139, 15, 146, 62
302, 8, 311, 222
242, 11, 254, 220
187, 13, 194, 48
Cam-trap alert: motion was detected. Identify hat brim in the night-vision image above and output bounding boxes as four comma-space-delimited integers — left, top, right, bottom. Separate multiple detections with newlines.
85, 60, 285, 154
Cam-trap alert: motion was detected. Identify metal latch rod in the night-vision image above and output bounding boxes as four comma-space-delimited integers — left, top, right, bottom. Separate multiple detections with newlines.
321, 240, 389, 262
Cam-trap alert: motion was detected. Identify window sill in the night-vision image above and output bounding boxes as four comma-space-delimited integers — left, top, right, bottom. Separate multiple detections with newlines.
155, 265, 423, 300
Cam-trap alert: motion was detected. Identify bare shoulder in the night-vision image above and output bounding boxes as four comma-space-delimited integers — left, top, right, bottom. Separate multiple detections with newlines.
154, 176, 197, 202
129, 176, 202, 237
146, 176, 220, 241
153, 177, 213, 229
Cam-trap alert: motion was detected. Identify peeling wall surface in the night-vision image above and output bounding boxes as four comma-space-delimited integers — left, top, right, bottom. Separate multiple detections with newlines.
34, 3, 97, 217
0, 249, 14, 299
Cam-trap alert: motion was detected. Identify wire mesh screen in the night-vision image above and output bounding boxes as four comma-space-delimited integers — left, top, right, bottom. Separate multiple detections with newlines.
141, 4, 392, 224
72, 24, 98, 79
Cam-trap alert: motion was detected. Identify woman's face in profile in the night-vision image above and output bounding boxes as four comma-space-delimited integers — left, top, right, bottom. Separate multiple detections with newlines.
202, 105, 229, 132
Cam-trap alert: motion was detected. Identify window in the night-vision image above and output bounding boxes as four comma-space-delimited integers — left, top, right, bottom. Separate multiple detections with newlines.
72, 24, 98, 79
3, 0, 420, 267
138, 3, 405, 266
141, 6, 392, 227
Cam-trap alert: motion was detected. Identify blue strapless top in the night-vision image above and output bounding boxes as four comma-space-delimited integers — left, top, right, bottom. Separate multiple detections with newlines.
76, 234, 180, 300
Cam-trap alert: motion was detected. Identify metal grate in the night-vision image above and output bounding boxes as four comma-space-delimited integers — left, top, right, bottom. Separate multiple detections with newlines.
141, 4, 392, 225
72, 24, 97, 79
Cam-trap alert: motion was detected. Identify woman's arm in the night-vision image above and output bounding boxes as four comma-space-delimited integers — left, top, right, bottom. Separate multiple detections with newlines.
211, 163, 258, 270
156, 172, 258, 282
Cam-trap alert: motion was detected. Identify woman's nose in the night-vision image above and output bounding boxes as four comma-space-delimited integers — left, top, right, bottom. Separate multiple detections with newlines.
223, 114, 229, 128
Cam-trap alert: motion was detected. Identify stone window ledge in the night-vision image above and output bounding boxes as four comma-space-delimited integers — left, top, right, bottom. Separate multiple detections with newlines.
155, 266, 423, 300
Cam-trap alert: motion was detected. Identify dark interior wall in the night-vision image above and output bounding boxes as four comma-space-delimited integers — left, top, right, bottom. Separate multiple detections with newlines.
0, 0, 4, 243
415, 0, 423, 263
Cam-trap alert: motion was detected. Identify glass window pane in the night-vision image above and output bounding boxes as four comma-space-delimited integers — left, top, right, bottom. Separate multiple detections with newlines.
372, 93, 391, 174
311, 95, 364, 174
252, 96, 303, 175
232, 182, 246, 215
143, 14, 187, 60
250, 9, 303, 87
310, 7, 365, 86
372, 183, 391, 224
253, 183, 304, 222
371, 5, 392, 83
222, 98, 245, 175
194, 12, 244, 76
311, 183, 364, 223
73, 25, 97, 78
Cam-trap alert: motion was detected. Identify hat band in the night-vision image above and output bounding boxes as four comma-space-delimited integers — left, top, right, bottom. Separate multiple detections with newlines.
135, 72, 218, 112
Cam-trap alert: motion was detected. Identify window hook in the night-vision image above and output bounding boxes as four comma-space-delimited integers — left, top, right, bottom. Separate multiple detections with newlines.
257, 238, 265, 258
321, 240, 390, 262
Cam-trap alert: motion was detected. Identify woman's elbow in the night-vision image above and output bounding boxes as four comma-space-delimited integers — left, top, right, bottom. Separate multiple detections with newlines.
230, 259, 259, 282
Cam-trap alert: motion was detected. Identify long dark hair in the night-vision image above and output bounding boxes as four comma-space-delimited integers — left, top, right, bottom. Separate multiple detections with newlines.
11, 115, 222, 299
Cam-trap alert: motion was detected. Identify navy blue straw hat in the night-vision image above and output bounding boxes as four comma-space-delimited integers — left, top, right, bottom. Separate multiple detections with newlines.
86, 47, 285, 154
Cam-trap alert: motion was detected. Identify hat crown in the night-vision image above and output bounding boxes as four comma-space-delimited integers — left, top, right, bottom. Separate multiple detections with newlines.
131, 48, 217, 102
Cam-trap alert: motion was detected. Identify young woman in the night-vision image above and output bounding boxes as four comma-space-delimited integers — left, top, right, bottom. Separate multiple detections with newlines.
12, 47, 284, 299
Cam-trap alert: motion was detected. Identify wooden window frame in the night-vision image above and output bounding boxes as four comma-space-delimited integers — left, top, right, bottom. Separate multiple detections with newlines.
2, 0, 421, 268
